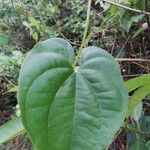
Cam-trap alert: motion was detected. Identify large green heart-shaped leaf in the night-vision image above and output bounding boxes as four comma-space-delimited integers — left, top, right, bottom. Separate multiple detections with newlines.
18, 38, 128, 150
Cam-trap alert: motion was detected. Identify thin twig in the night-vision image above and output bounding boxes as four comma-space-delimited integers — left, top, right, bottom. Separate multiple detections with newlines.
111, 33, 117, 55
123, 74, 145, 78
116, 58, 150, 62
52, 17, 81, 46
72, 0, 92, 68
145, 0, 150, 42
58, 31, 80, 46
116, 35, 131, 58
132, 62, 150, 72
103, 0, 150, 15
3, 76, 16, 87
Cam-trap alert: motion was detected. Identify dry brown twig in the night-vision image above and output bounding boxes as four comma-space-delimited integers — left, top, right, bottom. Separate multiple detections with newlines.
116, 58, 150, 62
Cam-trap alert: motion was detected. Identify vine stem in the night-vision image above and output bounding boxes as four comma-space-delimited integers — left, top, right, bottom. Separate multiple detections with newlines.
103, 0, 150, 15
72, 0, 92, 68
122, 124, 150, 135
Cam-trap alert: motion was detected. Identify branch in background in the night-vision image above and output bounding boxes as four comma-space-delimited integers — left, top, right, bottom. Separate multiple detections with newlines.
132, 62, 150, 72
123, 74, 147, 78
116, 58, 150, 72
103, 0, 150, 15
145, 0, 150, 42
58, 31, 80, 46
116, 58, 150, 62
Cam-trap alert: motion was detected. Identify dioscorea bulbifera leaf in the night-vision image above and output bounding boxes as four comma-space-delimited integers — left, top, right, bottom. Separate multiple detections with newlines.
18, 38, 128, 150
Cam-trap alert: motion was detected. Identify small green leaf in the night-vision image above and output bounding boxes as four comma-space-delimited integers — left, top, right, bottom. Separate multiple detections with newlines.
23, 21, 32, 30
127, 84, 150, 117
0, 117, 25, 144
132, 28, 144, 39
129, 139, 147, 150
131, 103, 142, 122
125, 74, 150, 93
120, 12, 144, 32
8, 86, 18, 93
32, 32, 38, 42
0, 32, 9, 46
28, 16, 40, 30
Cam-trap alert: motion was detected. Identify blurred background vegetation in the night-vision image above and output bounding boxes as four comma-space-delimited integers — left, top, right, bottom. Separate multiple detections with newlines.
0, 0, 150, 149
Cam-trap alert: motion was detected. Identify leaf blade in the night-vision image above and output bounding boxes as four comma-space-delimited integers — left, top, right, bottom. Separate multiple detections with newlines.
125, 74, 150, 93
0, 117, 25, 144
127, 84, 150, 117
18, 39, 128, 150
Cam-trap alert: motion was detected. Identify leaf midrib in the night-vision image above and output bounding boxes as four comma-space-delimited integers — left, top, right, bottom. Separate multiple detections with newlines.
70, 71, 101, 149
47, 72, 74, 148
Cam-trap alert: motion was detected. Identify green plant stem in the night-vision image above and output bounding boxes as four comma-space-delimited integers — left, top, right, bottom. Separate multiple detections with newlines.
103, 0, 150, 15
122, 124, 150, 135
72, 0, 92, 68
122, 125, 141, 134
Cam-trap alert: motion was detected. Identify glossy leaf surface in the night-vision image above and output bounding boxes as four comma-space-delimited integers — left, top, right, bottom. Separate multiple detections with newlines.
18, 38, 128, 150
